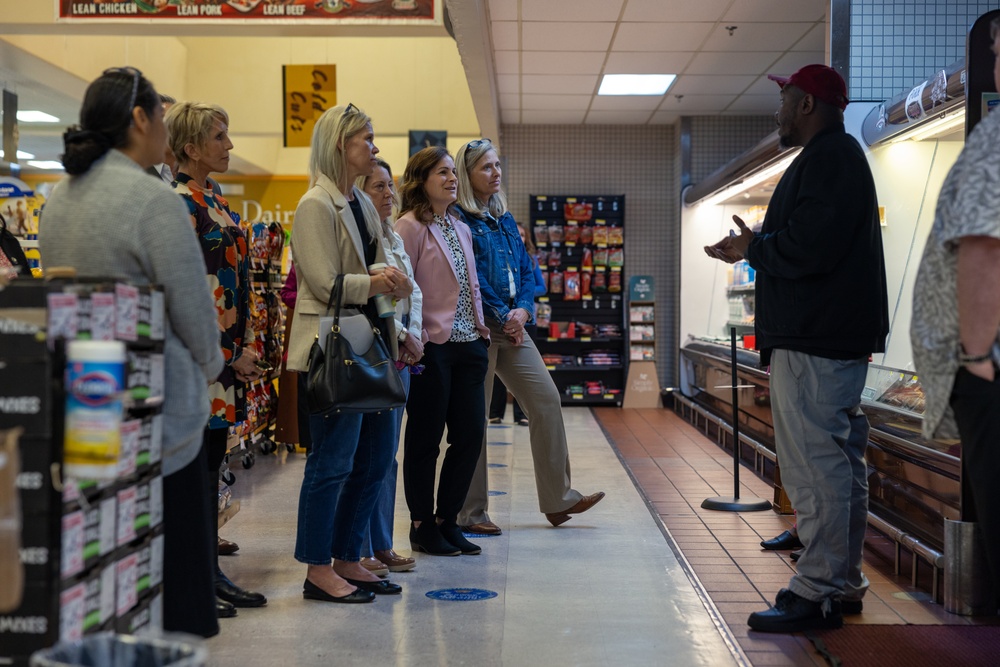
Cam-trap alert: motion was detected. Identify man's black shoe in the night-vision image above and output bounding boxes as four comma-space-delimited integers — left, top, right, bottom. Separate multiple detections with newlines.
216, 574, 267, 608
748, 589, 843, 633
760, 529, 803, 551
216, 598, 237, 618
839, 598, 863, 615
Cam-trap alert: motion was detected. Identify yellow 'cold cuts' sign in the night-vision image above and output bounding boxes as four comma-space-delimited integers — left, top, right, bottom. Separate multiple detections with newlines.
283, 65, 336, 149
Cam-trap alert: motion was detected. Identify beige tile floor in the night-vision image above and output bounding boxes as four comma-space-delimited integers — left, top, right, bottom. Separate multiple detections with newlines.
206, 408, 742, 667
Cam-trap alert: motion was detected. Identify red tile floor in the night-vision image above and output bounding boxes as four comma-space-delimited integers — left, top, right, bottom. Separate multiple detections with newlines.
592, 407, 987, 666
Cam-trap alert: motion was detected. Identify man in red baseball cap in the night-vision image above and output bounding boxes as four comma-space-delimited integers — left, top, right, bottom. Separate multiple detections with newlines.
704, 65, 888, 633
767, 64, 849, 110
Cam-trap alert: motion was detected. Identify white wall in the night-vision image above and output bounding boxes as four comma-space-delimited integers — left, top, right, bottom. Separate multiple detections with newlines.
679, 103, 964, 373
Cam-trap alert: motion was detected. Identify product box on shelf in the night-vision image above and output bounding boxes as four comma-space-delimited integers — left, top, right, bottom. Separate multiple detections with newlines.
0, 581, 59, 663
15, 434, 61, 517
61, 491, 117, 580
115, 584, 162, 636
133, 528, 164, 603
59, 558, 115, 642
135, 413, 163, 474
125, 349, 165, 404
0, 358, 53, 437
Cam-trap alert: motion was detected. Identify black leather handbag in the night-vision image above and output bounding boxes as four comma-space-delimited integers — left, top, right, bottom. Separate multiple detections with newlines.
306, 274, 406, 415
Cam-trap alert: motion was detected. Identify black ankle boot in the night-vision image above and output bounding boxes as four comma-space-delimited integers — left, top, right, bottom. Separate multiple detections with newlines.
438, 521, 482, 555
410, 521, 460, 556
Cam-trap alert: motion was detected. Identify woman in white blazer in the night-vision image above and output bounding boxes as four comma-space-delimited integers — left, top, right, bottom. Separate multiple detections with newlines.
286, 103, 412, 604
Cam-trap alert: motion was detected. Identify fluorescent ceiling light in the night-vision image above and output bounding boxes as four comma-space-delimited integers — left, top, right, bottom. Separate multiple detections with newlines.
27, 160, 64, 170
17, 110, 60, 123
0, 149, 36, 159
599, 74, 676, 96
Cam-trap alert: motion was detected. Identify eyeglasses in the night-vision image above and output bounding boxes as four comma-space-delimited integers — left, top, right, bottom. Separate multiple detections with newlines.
466, 138, 491, 149
103, 66, 143, 124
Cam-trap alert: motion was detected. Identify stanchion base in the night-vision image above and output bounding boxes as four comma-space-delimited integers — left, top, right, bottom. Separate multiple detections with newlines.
701, 496, 772, 512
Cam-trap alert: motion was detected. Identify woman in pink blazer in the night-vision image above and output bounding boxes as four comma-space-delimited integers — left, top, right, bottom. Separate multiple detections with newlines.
395, 146, 490, 557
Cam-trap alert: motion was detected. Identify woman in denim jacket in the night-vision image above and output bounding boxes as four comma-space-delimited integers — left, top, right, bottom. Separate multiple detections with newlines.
454, 139, 605, 532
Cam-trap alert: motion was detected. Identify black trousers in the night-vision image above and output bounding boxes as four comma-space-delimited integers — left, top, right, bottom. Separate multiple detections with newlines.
489, 375, 527, 422
205, 427, 229, 574
162, 440, 218, 637
950, 367, 1000, 607
403, 338, 489, 523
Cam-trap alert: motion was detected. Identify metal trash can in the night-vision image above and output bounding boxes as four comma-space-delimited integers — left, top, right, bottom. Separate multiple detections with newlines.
30, 633, 206, 667
943, 519, 994, 616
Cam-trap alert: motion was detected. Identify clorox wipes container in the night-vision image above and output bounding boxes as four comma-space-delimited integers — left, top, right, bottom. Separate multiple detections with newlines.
64, 340, 126, 479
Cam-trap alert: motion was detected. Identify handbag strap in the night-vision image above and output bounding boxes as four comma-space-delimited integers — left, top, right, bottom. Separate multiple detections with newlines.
323, 274, 346, 328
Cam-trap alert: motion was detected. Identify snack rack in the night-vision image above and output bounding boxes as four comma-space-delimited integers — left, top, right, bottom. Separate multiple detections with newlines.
529, 195, 627, 406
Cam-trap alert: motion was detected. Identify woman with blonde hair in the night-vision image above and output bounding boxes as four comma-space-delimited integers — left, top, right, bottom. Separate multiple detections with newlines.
166, 100, 267, 616
454, 138, 604, 534
286, 104, 412, 602
395, 146, 490, 557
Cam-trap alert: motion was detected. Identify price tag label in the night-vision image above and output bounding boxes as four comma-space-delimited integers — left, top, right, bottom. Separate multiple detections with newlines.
115, 284, 139, 341
47, 293, 79, 343
90, 292, 116, 341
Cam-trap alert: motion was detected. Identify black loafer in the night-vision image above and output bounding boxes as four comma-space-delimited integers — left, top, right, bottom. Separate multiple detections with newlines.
216, 598, 237, 618
344, 577, 402, 595
839, 598, 863, 615
760, 529, 804, 551
748, 589, 843, 633
216, 577, 267, 608
303, 578, 375, 604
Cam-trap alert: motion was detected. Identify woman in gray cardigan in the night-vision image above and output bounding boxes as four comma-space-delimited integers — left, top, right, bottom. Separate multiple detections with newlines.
40, 67, 224, 637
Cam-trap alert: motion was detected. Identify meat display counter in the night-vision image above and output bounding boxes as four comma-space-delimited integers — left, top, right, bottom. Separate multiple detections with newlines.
679, 336, 960, 553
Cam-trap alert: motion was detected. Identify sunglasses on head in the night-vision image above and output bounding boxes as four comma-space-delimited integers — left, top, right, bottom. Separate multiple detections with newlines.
466, 138, 491, 149
103, 66, 143, 124
344, 102, 358, 115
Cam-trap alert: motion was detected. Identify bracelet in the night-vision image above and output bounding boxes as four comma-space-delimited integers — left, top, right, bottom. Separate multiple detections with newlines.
959, 345, 993, 365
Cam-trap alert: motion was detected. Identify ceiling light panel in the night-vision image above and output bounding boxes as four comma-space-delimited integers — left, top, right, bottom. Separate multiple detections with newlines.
17, 110, 60, 123
27, 160, 64, 170
598, 74, 676, 96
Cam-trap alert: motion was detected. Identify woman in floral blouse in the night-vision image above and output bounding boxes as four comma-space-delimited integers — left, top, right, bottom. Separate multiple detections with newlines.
166, 101, 267, 617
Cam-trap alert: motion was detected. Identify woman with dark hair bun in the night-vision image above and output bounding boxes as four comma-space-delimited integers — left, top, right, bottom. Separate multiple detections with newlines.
40, 67, 225, 637
395, 146, 490, 558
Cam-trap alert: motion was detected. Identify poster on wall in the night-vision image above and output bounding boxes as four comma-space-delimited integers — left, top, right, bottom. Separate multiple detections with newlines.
408, 130, 446, 156
0, 179, 43, 238
283, 65, 336, 148
57, 0, 439, 23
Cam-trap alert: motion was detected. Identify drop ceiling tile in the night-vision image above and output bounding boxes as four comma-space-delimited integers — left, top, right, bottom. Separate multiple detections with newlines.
521, 51, 606, 75
488, 0, 518, 22
723, 0, 827, 23
522, 0, 624, 22
522, 109, 587, 124
727, 94, 783, 113
623, 0, 731, 22
521, 74, 599, 95
499, 108, 521, 124
700, 23, 816, 52
670, 74, 757, 96
522, 22, 615, 51
590, 95, 664, 111
520, 94, 592, 110
613, 22, 714, 52
791, 24, 826, 52
767, 52, 828, 78
685, 51, 784, 76
499, 93, 520, 110
650, 110, 681, 125
491, 21, 519, 50
496, 74, 520, 94
585, 109, 654, 124
494, 50, 520, 75
661, 94, 737, 113
744, 76, 784, 96
603, 51, 694, 74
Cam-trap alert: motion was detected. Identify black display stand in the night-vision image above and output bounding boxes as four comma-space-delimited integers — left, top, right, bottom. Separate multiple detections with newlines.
701, 327, 771, 512
529, 195, 627, 406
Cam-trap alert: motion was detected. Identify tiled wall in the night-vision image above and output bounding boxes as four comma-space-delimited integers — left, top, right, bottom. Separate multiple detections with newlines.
500, 124, 676, 387
688, 116, 778, 183
850, 0, 1000, 102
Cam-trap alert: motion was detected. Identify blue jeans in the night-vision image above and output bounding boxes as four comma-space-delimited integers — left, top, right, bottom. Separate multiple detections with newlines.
294, 408, 396, 564
362, 369, 411, 554
770, 349, 870, 604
